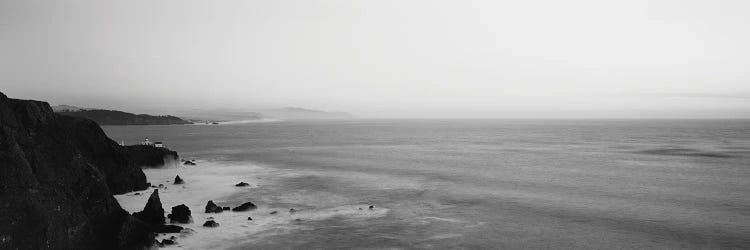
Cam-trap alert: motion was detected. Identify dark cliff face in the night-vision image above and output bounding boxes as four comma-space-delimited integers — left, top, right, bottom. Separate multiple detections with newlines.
125, 145, 179, 168
0, 92, 156, 249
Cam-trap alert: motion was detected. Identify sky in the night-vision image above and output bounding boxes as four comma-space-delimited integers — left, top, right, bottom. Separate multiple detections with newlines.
1, 0, 749, 118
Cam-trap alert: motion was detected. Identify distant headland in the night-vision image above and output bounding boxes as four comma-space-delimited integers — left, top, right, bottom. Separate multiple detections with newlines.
53, 105, 192, 125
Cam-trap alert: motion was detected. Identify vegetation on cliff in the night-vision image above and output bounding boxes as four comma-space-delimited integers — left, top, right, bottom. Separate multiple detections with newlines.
58, 109, 192, 125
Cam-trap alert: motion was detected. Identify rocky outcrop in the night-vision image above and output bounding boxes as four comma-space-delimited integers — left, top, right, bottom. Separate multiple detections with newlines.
202, 220, 220, 227
0, 92, 155, 249
168, 204, 191, 224
174, 175, 184, 184
232, 202, 258, 212
124, 145, 179, 168
132, 189, 165, 226
205, 200, 223, 213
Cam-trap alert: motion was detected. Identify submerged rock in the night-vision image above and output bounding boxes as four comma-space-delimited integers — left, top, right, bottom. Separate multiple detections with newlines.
133, 189, 165, 226
205, 200, 223, 213
270, 211, 278, 215
235, 182, 250, 187
174, 175, 184, 184
183, 161, 196, 166
232, 202, 258, 212
168, 204, 192, 224
202, 220, 220, 227
161, 239, 176, 245
289, 208, 296, 213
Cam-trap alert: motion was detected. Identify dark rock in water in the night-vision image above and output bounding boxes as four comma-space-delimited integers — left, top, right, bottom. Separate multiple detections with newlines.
133, 189, 165, 226
151, 185, 158, 188
369, 205, 374, 210
289, 208, 296, 213
168, 204, 192, 224
295, 218, 302, 221
174, 175, 184, 184
184, 161, 196, 166
0, 92, 162, 249
270, 211, 278, 215
134, 192, 140, 195
223, 206, 231, 211
161, 239, 176, 245
247, 217, 253, 220
235, 182, 250, 187
155, 224, 184, 233
232, 202, 258, 212
158, 184, 164, 188
205, 200, 223, 213
203, 220, 220, 227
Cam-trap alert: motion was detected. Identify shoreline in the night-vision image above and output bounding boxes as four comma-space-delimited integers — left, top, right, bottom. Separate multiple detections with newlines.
115, 160, 387, 249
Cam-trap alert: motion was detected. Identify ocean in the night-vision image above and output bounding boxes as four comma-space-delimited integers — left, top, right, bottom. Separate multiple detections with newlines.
106, 119, 750, 249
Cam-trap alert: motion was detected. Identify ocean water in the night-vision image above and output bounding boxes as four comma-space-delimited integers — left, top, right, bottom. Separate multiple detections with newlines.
105, 119, 750, 249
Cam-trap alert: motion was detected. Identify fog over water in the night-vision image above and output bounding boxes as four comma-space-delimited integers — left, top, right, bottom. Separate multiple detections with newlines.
2, 0, 750, 118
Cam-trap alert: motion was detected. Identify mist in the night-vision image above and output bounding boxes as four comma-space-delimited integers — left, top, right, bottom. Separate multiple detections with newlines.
2, 0, 749, 118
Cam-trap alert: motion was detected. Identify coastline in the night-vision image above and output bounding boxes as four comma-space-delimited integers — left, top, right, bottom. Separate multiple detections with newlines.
115, 160, 387, 249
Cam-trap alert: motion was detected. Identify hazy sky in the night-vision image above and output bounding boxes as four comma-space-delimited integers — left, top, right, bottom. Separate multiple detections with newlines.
2, 0, 749, 118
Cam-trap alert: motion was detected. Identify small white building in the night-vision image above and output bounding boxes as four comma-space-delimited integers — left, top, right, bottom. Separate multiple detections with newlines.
141, 137, 153, 146
154, 142, 164, 148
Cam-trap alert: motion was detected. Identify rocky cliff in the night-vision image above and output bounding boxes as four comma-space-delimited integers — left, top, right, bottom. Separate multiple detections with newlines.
125, 145, 179, 168
0, 92, 163, 249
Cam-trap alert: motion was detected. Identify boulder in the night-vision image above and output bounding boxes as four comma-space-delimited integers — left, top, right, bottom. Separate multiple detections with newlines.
133, 189, 165, 226
270, 211, 278, 215
161, 239, 176, 245
168, 204, 192, 224
202, 220, 220, 227
247, 217, 253, 221
232, 202, 258, 212
289, 208, 296, 213
205, 200, 223, 213
235, 182, 250, 187
183, 161, 196, 166
369, 205, 374, 210
174, 175, 184, 184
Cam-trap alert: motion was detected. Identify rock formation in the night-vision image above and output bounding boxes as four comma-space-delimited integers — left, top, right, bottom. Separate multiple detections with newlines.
0, 92, 156, 249
168, 204, 192, 223
205, 200, 223, 213
133, 189, 165, 226
125, 145, 179, 168
174, 175, 185, 184
232, 202, 258, 212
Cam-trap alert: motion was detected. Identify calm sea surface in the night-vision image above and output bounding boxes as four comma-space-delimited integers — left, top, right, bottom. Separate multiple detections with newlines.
104, 119, 750, 249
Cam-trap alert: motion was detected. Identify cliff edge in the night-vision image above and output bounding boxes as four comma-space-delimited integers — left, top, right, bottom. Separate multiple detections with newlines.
0, 92, 160, 249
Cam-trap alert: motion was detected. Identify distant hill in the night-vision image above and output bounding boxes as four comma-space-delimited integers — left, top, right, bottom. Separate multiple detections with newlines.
58, 109, 192, 125
51, 104, 90, 112
261, 107, 353, 120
